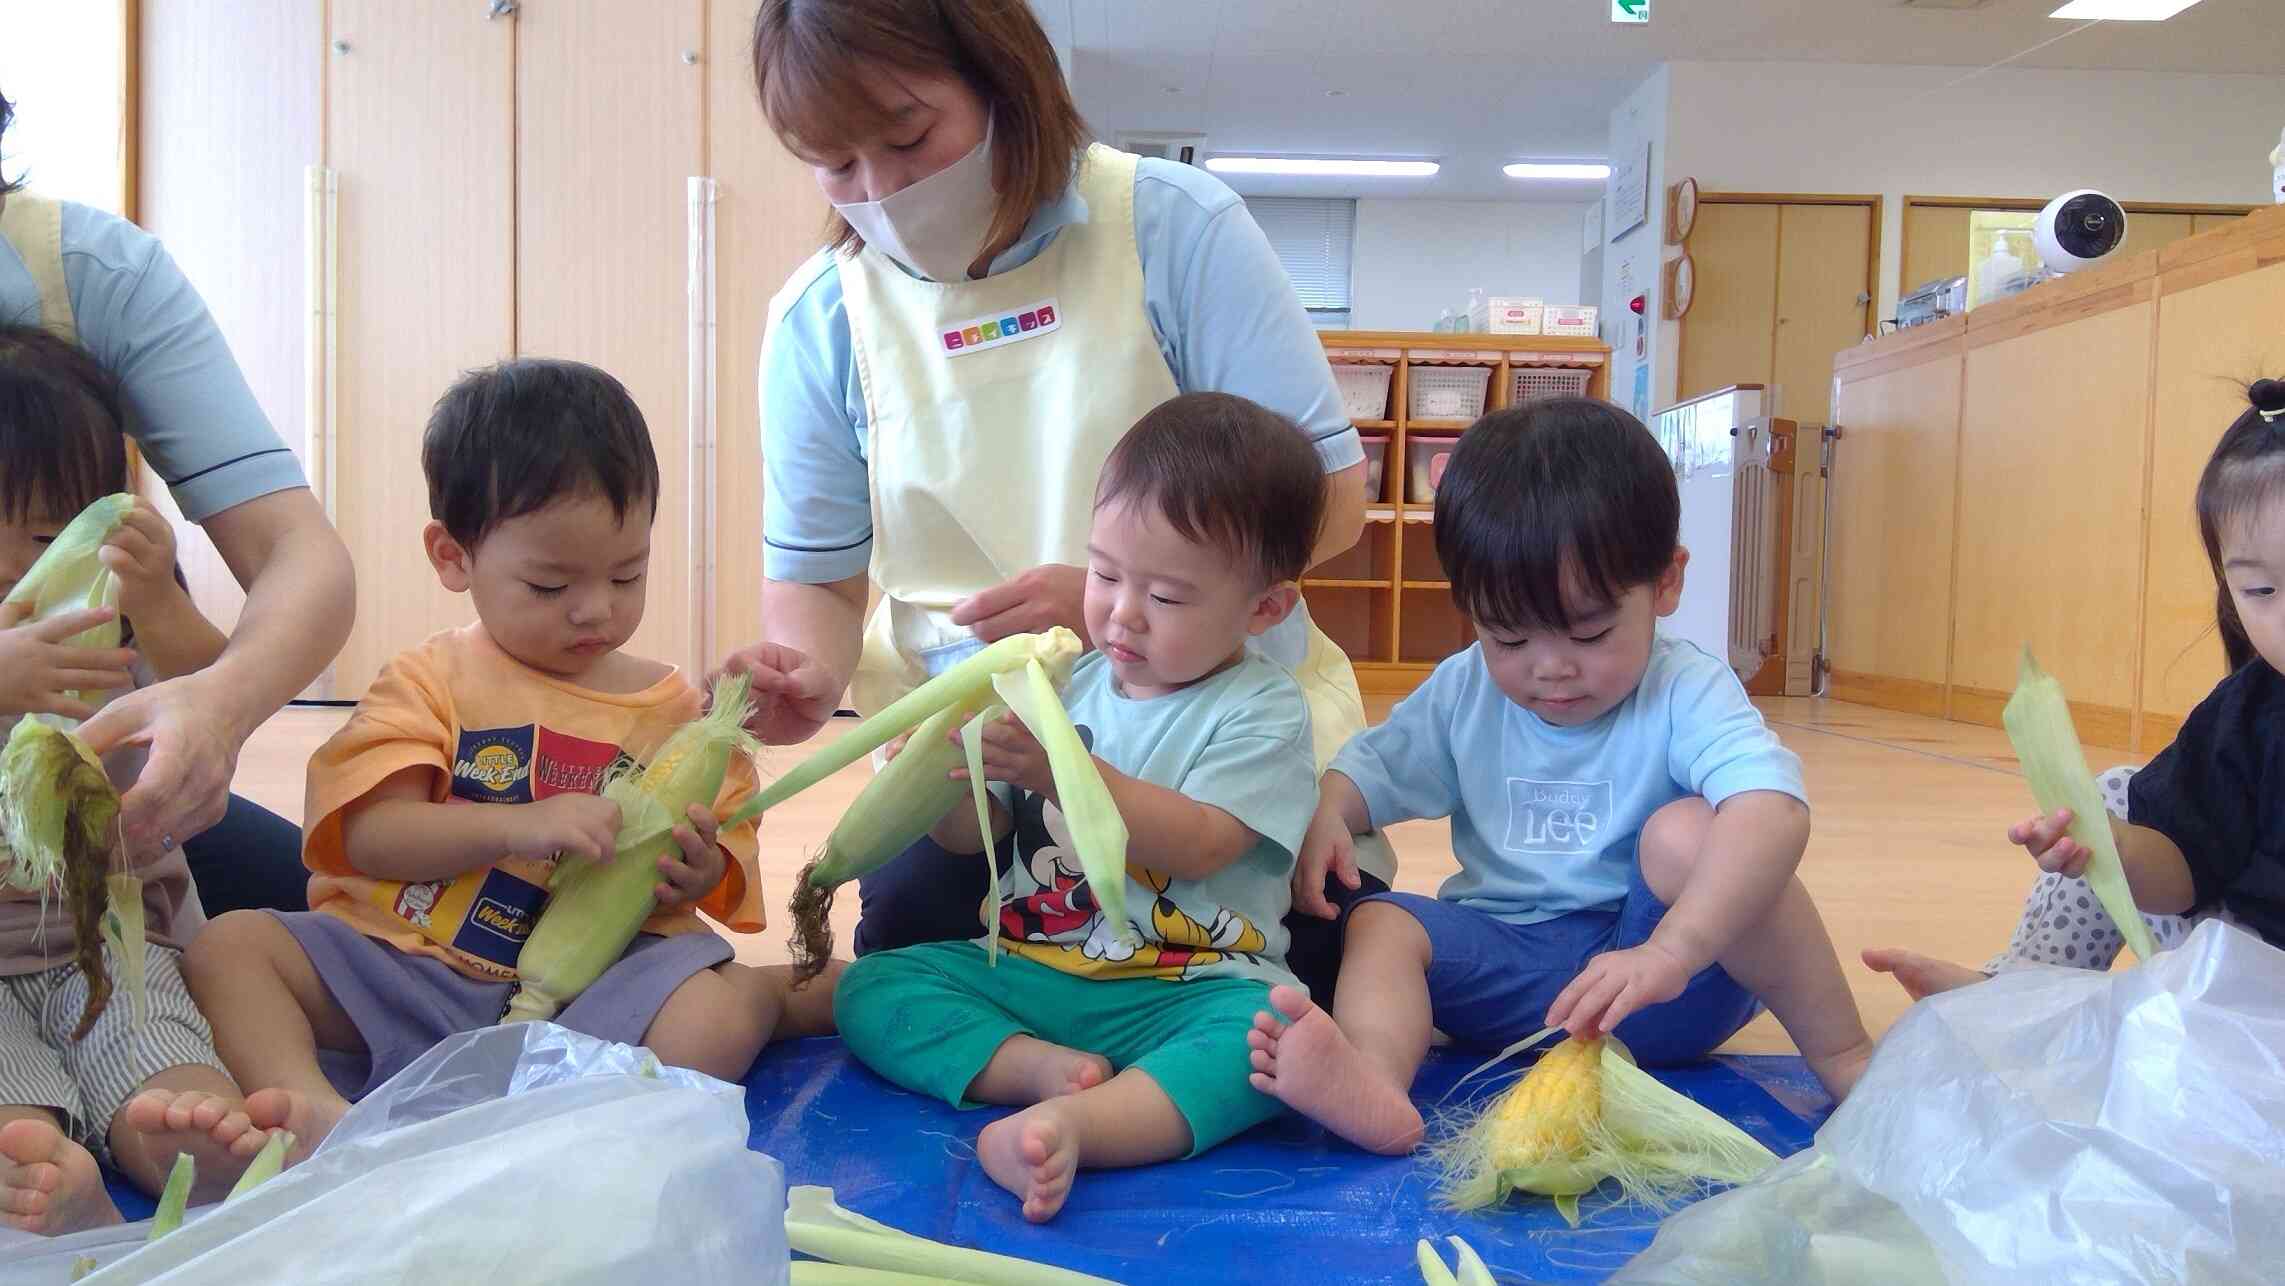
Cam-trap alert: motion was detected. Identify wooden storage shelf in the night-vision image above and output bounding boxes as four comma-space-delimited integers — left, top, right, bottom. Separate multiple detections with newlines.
1321, 329, 1612, 696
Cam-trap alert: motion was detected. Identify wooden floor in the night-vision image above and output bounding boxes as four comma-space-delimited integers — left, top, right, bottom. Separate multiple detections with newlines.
238, 694, 2137, 1056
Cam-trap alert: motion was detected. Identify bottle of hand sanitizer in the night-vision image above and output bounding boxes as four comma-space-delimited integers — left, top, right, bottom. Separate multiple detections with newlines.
2271, 126, 2284, 204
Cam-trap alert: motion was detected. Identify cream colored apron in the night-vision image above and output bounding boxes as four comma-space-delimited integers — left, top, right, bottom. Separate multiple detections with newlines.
836, 145, 1375, 810
0, 193, 79, 340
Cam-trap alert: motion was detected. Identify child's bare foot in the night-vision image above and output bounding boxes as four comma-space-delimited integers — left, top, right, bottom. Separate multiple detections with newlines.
1804, 1036, 1878, 1103
0, 1118, 120, 1235
977, 1102, 1080, 1223
122, 1089, 273, 1200
1862, 947, 1989, 1002
244, 1087, 350, 1163
1245, 984, 1421, 1155
971, 1035, 1113, 1107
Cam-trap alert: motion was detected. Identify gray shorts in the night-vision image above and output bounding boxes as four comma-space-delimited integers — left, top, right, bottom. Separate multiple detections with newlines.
272, 911, 733, 1100
0, 943, 229, 1164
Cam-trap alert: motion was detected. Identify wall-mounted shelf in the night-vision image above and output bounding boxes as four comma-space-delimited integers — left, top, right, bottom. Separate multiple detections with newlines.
1309, 330, 1613, 697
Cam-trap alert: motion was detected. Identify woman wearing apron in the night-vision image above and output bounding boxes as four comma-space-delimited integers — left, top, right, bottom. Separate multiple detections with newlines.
725, 0, 1392, 999
0, 88, 352, 915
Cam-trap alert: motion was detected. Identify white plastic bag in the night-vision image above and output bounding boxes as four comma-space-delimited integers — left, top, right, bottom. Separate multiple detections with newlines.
0, 1024, 789, 1285
1615, 919, 2285, 1285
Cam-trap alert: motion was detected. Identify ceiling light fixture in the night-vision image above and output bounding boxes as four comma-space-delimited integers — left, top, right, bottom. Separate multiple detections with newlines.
2048, 0, 2204, 18
1503, 162, 1612, 180
1205, 156, 1439, 177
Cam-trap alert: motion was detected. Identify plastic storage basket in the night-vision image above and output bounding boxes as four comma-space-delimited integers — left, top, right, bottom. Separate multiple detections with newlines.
1407, 366, 1493, 420
1359, 434, 1390, 502
1509, 367, 1593, 406
1331, 363, 1394, 420
1406, 436, 1457, 504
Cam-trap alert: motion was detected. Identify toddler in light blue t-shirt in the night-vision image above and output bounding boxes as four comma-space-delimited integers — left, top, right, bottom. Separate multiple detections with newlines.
1249, 397, 1874, 1156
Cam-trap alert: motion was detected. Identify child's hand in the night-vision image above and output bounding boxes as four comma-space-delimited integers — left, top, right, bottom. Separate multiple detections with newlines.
1547, 942, 1692, 1039
1292, 802, 1361, 920
953, 713, 1058, 800
0, 601, 136, 721
507, 793, 623, 865
97, 501, 190, 624
2007, 808, 2092, 878
655, 802, 725, 909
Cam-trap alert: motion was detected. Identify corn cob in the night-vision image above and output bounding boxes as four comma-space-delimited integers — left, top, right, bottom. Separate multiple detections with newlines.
784, 698, 1008, 980
763, 629, 1132, 981
2002, 646, 2158, 963
1433, 1032, 1778, 1226
503, 672, 759, 1024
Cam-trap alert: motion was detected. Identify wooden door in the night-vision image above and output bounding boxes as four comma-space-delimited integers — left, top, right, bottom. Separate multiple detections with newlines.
1677, 203, 1778, 404
327, 0, 515, 696
706, 0, 832, 663
1772, 203, 1873, 424
515, 1, 707, 674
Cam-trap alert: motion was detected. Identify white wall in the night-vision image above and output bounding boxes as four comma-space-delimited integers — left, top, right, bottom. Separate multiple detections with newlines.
1598, 67, 1670, 425
1348, 200, 1590, 331
1645, 59, 2285, 411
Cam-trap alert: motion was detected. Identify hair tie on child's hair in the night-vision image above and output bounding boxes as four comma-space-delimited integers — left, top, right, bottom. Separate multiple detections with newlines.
2253, 379, 2285, 424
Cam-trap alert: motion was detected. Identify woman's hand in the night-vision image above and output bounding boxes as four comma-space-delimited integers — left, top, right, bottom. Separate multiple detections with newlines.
76, 671, 246, 855
717, 641, 843, 745
0, 602, 136, 721
950, 564, 1089, 645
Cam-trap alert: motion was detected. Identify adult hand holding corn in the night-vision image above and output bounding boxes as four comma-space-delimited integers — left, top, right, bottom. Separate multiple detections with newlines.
717, 639, 842, 745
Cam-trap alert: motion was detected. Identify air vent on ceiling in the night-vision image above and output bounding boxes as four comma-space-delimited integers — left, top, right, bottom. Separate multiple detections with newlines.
1896, 0, 1993, 9
1116, 132, 1207, 166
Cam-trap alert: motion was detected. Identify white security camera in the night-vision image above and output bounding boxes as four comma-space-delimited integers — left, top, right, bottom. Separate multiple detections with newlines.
2034, 189, 2128, 273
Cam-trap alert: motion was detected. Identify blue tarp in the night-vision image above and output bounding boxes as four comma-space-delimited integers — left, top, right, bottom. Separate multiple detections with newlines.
104, 1038, 1828, 1283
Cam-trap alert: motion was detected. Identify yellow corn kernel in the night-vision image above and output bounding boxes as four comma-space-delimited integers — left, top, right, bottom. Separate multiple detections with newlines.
1489, 1035, 1603, 1168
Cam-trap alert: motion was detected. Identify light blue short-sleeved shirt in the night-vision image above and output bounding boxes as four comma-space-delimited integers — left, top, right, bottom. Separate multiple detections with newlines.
0, 200, 305, 522
1332, 633, 1808, 925
759, 158, 1363, 585
996, 651, 1318, 987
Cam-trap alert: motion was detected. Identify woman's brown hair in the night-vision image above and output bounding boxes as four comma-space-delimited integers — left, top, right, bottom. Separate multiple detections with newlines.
751, 0, 1090, 260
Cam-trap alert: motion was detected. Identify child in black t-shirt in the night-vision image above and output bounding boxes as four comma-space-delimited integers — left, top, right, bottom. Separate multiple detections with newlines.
1870, 378, 2285, 995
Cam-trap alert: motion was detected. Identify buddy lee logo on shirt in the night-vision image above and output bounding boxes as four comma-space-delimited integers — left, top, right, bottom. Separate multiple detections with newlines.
1502, 778, 1614, 855
940, 299, 1059, 356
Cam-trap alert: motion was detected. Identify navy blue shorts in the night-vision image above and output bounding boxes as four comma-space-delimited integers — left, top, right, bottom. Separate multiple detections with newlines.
1355, 861, 1760, 1066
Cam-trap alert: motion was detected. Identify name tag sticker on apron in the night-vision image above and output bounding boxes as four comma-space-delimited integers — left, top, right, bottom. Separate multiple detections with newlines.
941, 299, 1060, 356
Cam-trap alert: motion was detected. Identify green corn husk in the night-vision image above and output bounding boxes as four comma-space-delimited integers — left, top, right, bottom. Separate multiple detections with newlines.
222, 1128, 295, 1203
503, 673, 759, 1023
992, 658, 1132, 947
785, 1186, 1119, 1285
145, 1152, 194, 1241
100, 872, 148, 1032
2, 492, 133, 659
1416, 1236, 1495, 1286
0, 718, 126, 1038
791, 1266, 959, 1286
1432, 1030, 1779, 1227
958, 706, 1002, 967
2001, 646, 2159, 964
726, 629, 1086, 832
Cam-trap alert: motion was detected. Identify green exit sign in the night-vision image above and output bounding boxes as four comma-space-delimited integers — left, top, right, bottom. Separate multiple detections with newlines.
1612, 0, 1650, 22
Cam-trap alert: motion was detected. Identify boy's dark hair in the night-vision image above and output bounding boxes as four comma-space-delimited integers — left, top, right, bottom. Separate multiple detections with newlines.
422, 358, 660, 548
1434, 397, 1678, 634
1095, 392, 1326, 587
0, 324, 130, 527
2200, 377, 2285, 672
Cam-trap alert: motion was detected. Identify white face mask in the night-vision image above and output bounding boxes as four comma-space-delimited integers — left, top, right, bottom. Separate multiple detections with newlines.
832, 123, 999, 284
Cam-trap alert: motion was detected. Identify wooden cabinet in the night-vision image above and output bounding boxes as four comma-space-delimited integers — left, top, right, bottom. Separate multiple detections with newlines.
1898, 197, 2252, 301
144, 1, 826, 697
1830, 206, 2285, 752
1308, 332, 1611, 697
